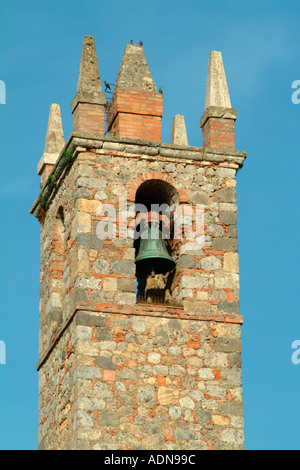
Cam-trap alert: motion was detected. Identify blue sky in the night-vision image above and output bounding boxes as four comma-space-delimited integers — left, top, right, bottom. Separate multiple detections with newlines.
0, 0, 300, 450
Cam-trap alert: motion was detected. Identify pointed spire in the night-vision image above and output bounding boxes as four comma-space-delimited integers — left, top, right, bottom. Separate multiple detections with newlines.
38, 104, 65, 180
200, 51, 236, 150
204, 51, 231, 109
171, 115, 188, 146
43, 104, 65, 154
106, 42, 163, 142
71, 35, 106, 113
115, 42, 158, 93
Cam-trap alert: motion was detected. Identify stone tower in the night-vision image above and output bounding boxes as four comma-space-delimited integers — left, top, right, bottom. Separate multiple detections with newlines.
30, 37, 246, 450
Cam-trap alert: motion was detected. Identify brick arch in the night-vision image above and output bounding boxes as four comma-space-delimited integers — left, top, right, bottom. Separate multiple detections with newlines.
52, 205, 65, 282
53, 198, 66, 220
127, 171, 189, 204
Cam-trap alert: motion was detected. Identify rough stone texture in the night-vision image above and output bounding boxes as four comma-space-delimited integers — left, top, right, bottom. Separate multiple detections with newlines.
106, 42, 162, 142
201, 51, 237, 151
171, 115, 188, 146
35, 141, 245, 450
71, 35, 106, 111
32, 41, 246, 451
38, 104, 65, 184
204, 51, 231, 109
115, 43, 158, 93
37, 310, 243, 450
71, 36, 106, 136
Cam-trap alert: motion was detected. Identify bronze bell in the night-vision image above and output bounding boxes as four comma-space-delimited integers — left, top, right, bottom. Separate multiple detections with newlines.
136, 225, 175, 276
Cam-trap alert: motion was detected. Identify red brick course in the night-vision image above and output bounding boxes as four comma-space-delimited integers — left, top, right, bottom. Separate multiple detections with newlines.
107, 89, 163, 142
202, 117, 235, 150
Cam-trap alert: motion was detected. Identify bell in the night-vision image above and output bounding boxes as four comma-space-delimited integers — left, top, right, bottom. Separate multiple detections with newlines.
136, 225, 175, 276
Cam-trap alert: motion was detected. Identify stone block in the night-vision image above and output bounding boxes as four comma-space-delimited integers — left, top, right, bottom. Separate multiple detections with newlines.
201, 255, 222, 271
77, 212, 91, 234
214, 187, 236, 203
181, 275, 210, 289
103, 278, 118, 291
221, 369, 242, 387
177, 255, 195, 269
198, 368, 215, 380
157, 387, 180, 405
94, 357, 116, 370
98, 411, 119, 427
179, 396, 195, 410
77, 338, 99, 356
226, 225, 237, 238
93, 258, 110, 274
214, 337, 241, 353
74, 288, 88, 303
148, 352, 161, 364
76, 233, 104, 250
117, 278, 136, 292
206, 224, 225, 237
212, 415, 230, 426
183, 300, 216, 314
169, 406, 182, 419
219, 211, 237, 225
219, 401, 244, 417
212, 237, 238, 251
94, 328, 113, 341
220, 428, 244, 445
137, 386, 156, 406
77, 177, 107, 190
111, 260, 135, 275
77, 247, 90, 273
76, 311, 106, 327
223, 252, 239, 272
214, 273, 239, 289
206, 385, 227, 399
190, 191, 210, 205
77, 198, 101, 214
195, 409, 212, 424
219, 301, 240, 314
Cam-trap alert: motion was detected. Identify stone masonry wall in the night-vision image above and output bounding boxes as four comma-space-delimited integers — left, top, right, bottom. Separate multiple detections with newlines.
36, 135, 245, 450
38, 308, 243, 450
74, 311, 243, 450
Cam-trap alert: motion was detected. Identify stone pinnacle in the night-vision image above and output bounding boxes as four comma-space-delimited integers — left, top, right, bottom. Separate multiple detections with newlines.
171, 114, 188, 146
204, 51, 232, 110
43, 104, 65, 154
115, 42, 158, 93
71, 35, 106, 112
38, 103, 65, 175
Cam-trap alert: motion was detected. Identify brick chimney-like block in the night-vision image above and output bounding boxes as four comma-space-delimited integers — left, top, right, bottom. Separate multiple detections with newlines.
72, 102, 106, 134
106, 42, 163, 142
200, 106, 236, 150
107, 89, 163, 141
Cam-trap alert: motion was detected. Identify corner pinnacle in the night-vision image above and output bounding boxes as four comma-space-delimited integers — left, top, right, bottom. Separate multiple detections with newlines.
171, 115, 188, 146
38, 103, 65, 175
204, 51, 232, 109
71, 35, 106, 113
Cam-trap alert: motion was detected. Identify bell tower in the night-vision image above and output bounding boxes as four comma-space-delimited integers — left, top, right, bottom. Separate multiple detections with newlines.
31, 37, 246, 450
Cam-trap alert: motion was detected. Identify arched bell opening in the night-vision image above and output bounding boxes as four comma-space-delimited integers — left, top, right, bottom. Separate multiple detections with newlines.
49, 205, 65, 332
134, 179, 179, 305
